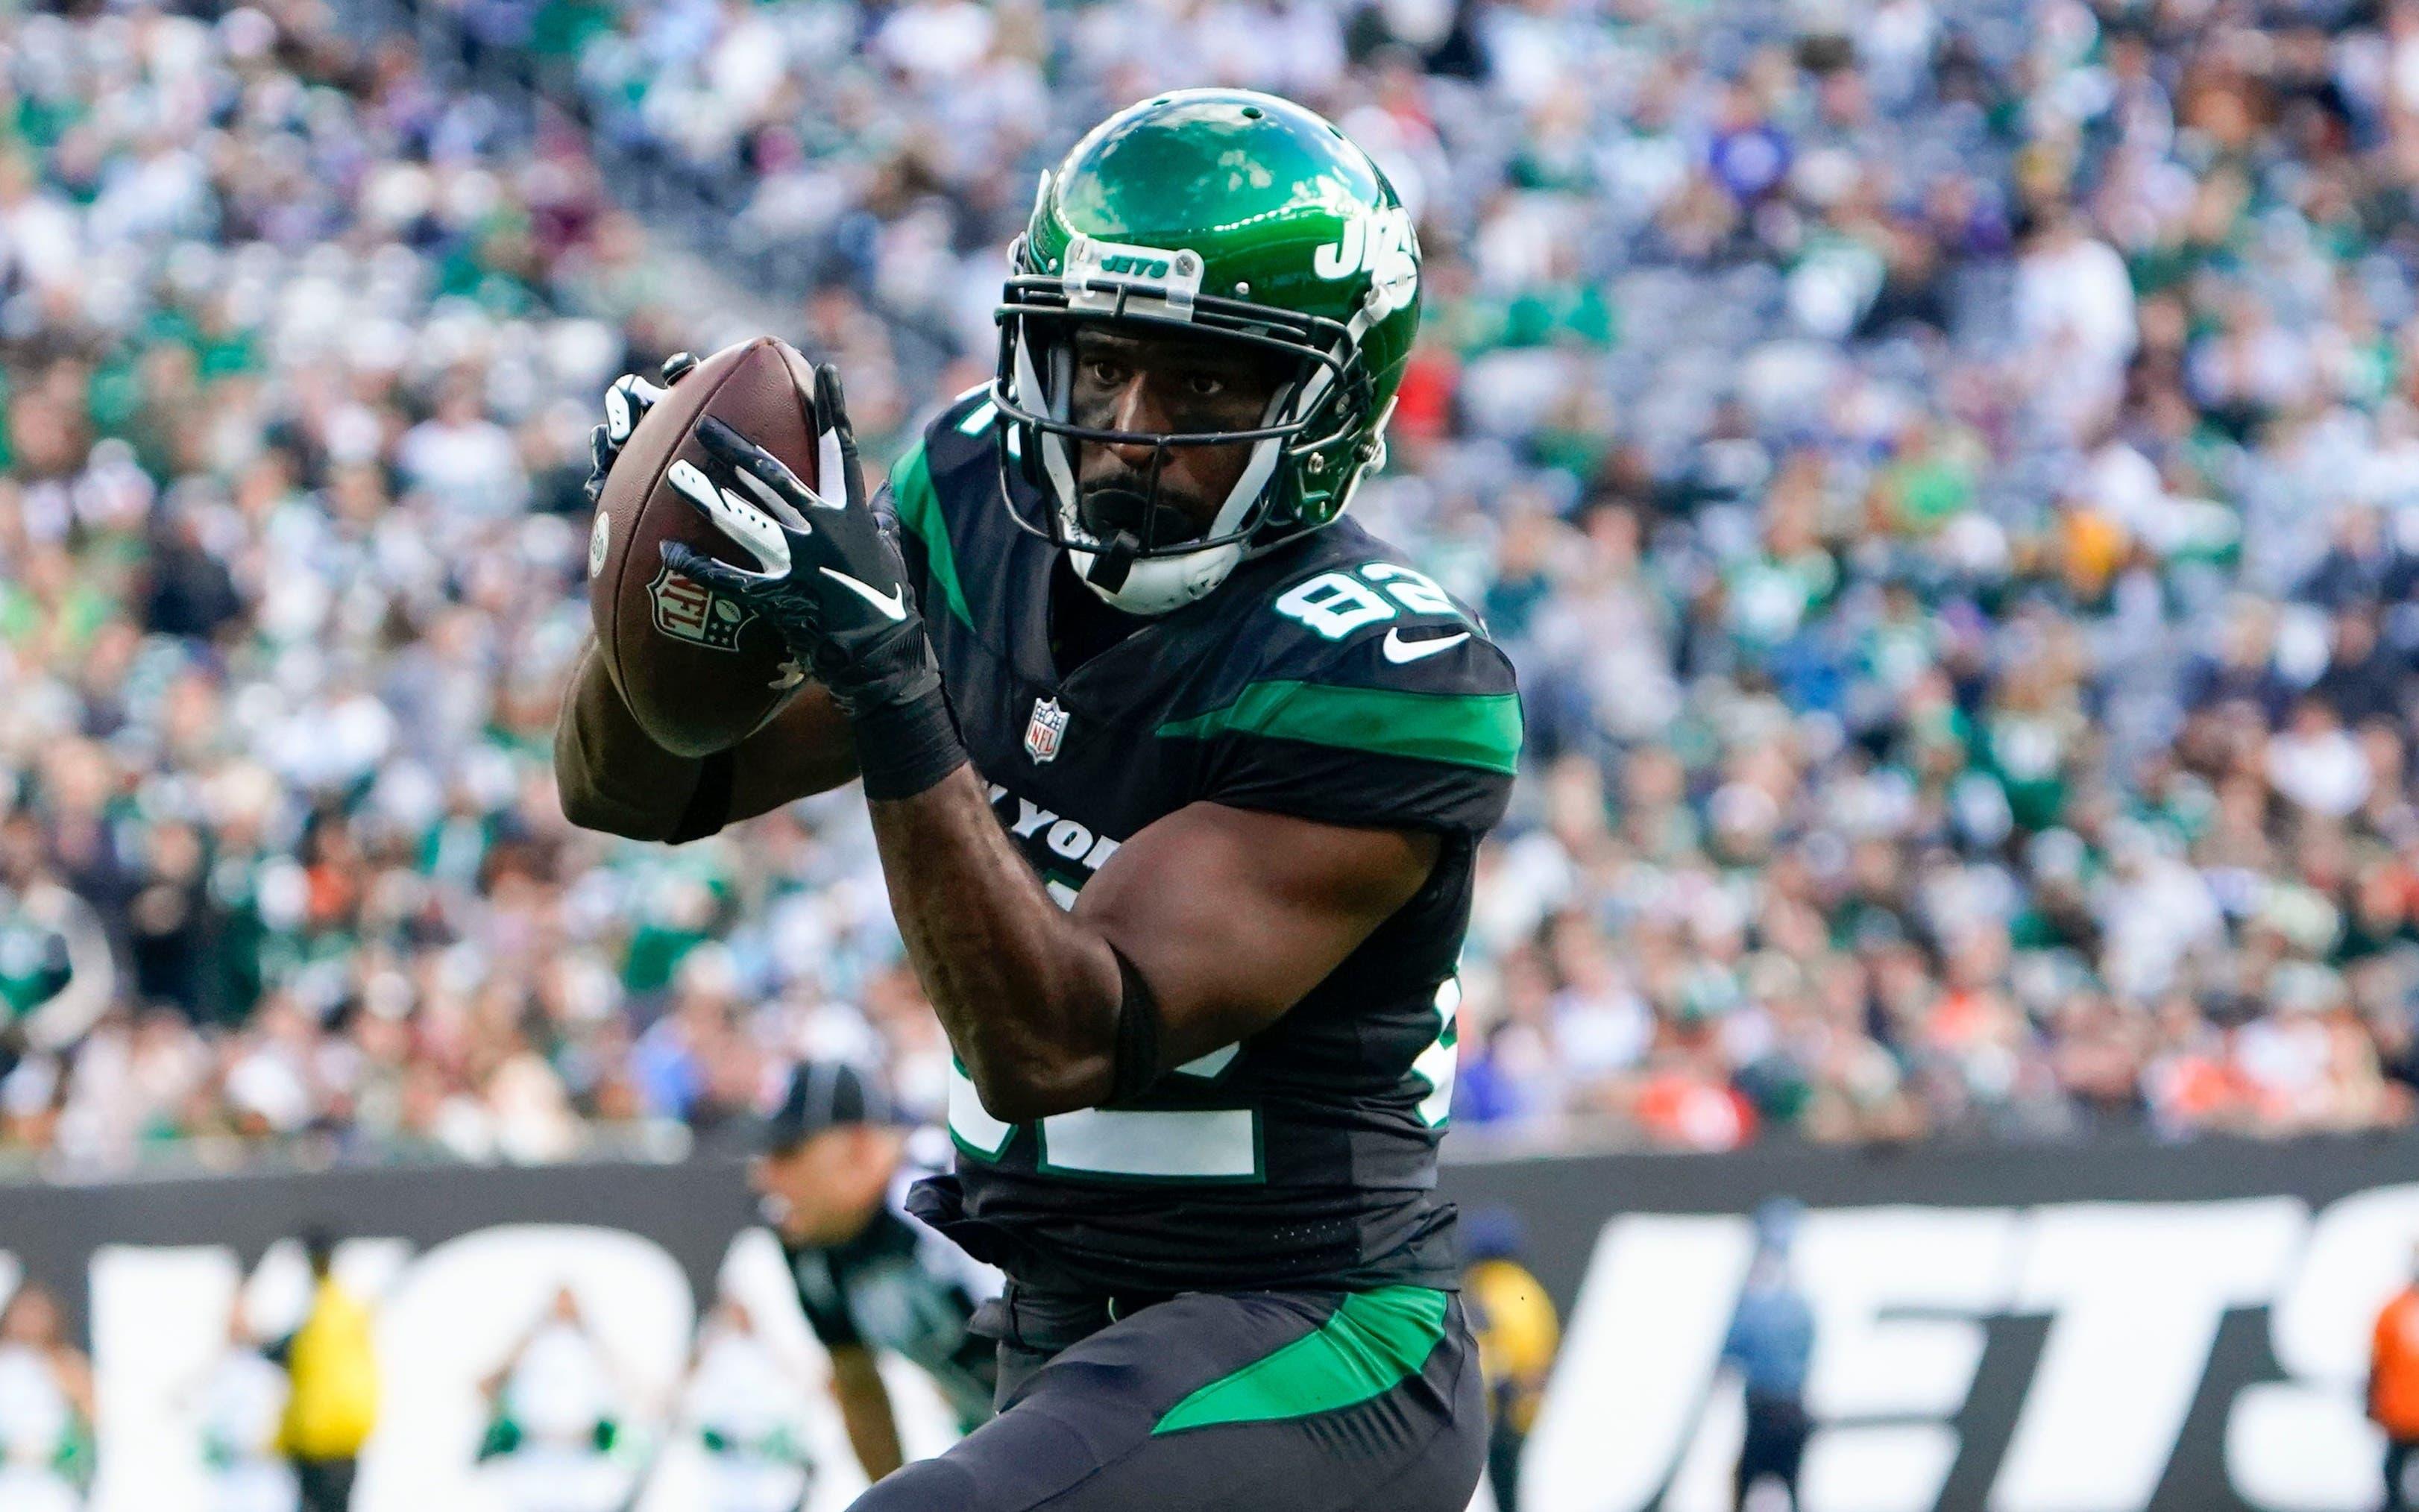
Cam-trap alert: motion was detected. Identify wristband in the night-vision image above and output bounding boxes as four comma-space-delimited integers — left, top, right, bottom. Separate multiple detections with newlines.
852, 685, 969, 801
668, 749, 736, 843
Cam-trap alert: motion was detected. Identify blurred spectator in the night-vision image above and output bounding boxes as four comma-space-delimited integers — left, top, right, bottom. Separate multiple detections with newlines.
474, 1286, 643, 1512
272, 1232, 377, 1512
0, 1282, 93, 1512
676, 1297, 817, 1512
2374, 1244, 2419, 1512
186, 1301, 297, 1512
1722, 1200, 1814, 1512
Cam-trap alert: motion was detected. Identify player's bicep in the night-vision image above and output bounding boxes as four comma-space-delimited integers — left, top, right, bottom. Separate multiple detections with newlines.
1072, 801, 1438, 1066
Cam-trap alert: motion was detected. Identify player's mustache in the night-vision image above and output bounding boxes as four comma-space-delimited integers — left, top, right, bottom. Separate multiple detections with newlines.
1078, 479, 1210, 545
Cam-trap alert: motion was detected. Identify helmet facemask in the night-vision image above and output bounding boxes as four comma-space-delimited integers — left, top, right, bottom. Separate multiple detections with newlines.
993, 233, 1379, 616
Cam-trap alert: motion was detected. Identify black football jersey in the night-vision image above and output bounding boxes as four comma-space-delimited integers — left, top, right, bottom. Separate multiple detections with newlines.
885, 390, 1521, 1296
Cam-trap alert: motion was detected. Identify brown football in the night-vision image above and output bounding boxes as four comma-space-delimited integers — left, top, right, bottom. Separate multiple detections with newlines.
585, 336, 822, 757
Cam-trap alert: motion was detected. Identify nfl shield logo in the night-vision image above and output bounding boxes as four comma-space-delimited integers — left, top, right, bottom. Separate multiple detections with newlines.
647, 563, 752, 652
1025, 697, 1069, 764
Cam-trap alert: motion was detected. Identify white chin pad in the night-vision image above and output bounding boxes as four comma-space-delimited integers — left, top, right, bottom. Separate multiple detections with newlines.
1070, 542, 1244, 615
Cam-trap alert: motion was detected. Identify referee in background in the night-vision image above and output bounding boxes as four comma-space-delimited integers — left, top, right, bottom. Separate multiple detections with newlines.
751, 1062, 998, 1483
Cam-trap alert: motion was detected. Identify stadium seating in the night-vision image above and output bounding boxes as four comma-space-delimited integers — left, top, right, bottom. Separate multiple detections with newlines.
4, 0, 2419, 1179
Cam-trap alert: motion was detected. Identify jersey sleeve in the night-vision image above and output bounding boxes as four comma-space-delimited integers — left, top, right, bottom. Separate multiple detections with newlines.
1164, 568, 1523, 835
881, 397, 984, 635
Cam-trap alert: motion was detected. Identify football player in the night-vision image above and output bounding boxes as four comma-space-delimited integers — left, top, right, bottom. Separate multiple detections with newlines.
750, 1060, 998, 1479
558, 89, 1520, 1511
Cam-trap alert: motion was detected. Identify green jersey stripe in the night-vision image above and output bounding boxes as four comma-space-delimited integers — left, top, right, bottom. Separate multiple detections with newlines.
889, 443, 974, 629
1151, 1285, 1449, 1434
1157, 681, 1521, 774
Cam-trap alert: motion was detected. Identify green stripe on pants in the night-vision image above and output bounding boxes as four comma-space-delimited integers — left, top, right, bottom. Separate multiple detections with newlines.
1151, 1285, 1449, 1435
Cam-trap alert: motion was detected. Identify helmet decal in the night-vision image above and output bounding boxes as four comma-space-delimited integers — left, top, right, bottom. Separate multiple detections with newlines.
1314, 204, 1419, 318
1061, 235, 1204, 323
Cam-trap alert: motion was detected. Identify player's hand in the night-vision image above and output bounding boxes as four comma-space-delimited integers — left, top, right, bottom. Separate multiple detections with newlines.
583, 351, 699, 510
658, 364, 942, 725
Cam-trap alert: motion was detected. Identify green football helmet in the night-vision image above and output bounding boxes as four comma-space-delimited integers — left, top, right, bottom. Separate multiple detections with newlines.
993, 89, 1423, 615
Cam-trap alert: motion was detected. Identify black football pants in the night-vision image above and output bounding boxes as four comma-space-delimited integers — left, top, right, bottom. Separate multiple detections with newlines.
848, 1284, 1485, 1511
1735, 1393, 1810, 1512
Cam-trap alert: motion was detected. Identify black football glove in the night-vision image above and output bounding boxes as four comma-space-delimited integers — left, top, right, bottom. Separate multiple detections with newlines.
659, 364, 966, 801
582, 350, 698, 509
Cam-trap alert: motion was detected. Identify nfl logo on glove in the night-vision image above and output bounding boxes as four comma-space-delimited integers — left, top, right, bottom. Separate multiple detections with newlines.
1025, 697, 1068, 764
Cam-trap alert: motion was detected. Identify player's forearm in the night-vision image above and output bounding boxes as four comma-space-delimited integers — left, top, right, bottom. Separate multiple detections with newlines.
556, 641, 858, 840
868, 765, 1121, 1121
828, 1346, 905, 1481
730, 684, 861, 819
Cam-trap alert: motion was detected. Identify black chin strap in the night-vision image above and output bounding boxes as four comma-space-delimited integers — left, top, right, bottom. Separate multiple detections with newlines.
1085, 530, 1142, 592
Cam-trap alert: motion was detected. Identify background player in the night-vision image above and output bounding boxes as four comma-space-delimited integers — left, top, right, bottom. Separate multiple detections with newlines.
561, 89, 1519, 1510
749, 1060, 997, 1481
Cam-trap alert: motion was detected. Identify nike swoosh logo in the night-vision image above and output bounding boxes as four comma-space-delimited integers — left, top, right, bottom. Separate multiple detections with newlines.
1381, 628, 1470, 664
821, 567, 908, 622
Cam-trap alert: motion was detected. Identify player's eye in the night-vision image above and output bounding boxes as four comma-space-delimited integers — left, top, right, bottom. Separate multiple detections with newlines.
1185, 373, 1227, 398
1085, 359, 1127, 388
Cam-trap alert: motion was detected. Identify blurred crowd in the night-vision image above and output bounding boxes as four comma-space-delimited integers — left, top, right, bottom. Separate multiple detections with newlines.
13, 0, 2419, 1176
